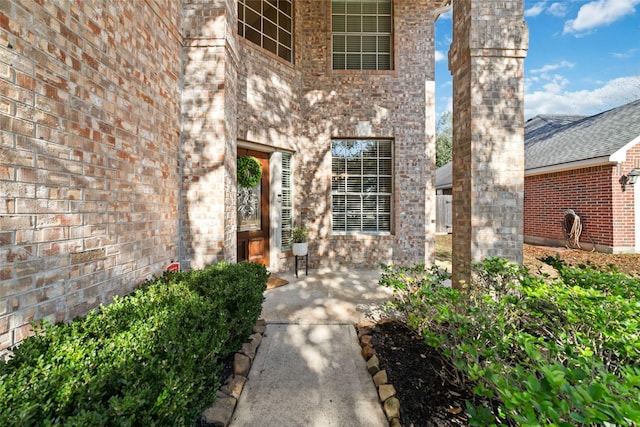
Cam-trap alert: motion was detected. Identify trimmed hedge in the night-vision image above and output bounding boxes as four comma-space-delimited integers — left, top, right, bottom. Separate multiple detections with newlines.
0, 261, 268, 427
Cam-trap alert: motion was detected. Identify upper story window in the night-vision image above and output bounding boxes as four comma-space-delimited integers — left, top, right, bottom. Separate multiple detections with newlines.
331, 0, 393, 70
238, 0, 293, 62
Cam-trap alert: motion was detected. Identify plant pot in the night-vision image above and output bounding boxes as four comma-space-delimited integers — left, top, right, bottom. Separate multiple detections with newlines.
292, 242, 308, 256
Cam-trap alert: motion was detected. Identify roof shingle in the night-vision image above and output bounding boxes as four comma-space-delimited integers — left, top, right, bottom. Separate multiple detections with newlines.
525, 98, 640, 170
435, 98, 640, 187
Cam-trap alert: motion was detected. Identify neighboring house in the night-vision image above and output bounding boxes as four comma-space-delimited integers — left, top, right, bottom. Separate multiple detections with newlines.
435, 161, 453, 196
1, 0, 528, 355
524, 114, 585, 146
436, 99, 640, 253
435, 162, 452, 233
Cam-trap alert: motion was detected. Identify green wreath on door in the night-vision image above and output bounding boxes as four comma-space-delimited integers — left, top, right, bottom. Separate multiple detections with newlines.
237, 156, 262, 188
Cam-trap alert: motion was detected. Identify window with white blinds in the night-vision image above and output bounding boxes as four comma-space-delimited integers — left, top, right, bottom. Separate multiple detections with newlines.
281, 152, 293, 250
331, 139, 393, 233
238, 0, 293, 62
331, 0, 392, 70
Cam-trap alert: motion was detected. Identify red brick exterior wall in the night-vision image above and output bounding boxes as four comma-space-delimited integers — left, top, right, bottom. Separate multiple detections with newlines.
524, 151, 639, 252
1, 0, 183, 353
525, 166, 614, 247
0, 0, 531, 354
613, 144, 640, 249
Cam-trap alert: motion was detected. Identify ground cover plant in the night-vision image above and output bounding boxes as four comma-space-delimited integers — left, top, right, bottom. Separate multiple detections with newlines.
380, 258, 640, 426
0, 261, 268, 427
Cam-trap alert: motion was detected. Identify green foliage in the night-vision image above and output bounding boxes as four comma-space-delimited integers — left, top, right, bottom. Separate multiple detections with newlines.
236, 156, 262, 188
380, 258, 640, 426
0, 262, 268, 426
237, 155, 262, 188
379, 263, 451, 335
436, 111, 453, 168
292, 226, 308, 243
188, 261, 269, 353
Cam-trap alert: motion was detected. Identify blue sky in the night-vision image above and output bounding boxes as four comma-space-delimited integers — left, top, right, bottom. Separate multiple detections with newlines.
434, 0, 640, 121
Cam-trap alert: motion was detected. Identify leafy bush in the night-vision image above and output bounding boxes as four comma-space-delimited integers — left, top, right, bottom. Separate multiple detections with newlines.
188, 261, 269, 354
381, 259, 640, 426
0, 261, 268, 426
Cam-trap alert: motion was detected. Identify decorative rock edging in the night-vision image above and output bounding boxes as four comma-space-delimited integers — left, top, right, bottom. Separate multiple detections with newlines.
199, 319, 267, 427
358, 324, 403, 427
198, 320, 402, 426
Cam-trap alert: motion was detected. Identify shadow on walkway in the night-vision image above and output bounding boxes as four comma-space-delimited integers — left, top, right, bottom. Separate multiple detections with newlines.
230, 268, 393, 426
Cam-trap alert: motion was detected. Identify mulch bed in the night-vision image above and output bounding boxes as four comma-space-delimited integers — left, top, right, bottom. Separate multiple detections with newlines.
368, 244, 640, 426
368, 320, 474, 426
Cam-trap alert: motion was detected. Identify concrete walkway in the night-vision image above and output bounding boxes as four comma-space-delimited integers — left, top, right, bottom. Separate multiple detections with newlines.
230, 268, 393, 426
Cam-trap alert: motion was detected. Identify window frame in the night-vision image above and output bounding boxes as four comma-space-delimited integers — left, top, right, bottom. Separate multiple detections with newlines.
330, 0, 394, 71
238, 0, 293, 63
331, 139, 394, 235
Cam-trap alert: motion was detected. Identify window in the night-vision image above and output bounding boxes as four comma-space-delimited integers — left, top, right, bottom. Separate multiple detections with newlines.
238, 0, 293, 62
331, 0, 392, 70
281, 152, 293, 250
331, 139, 393, 233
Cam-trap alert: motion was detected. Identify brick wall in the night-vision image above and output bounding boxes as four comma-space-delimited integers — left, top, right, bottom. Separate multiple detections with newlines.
236, 39, 302, 149
0, 0, 533, 353
525, 166, 614, 248
0, 0, 182, 354
234, 38, 302, 270
181, 0, 239, 270
613, 145, 640, 250
293, 0, 438, 268
450, 0, 527, 284
231, 0, 440, 269
1, 0, 446, 356
524, 152, 639, 253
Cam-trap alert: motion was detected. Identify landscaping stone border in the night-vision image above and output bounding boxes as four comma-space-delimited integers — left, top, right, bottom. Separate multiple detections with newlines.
199, 320, 403, 427
358, 324, 403, 427
199, 319, 267, 427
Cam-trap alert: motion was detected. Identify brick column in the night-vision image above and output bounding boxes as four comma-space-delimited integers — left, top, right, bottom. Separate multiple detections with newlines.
181, 1, 239, 269
449, 0, 528, 286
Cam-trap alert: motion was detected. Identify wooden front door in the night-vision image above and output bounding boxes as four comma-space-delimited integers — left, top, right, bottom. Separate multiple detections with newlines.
237, 150, 270, 266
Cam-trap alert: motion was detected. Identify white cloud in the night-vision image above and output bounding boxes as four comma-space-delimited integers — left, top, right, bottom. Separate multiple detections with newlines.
611, 48, 638, 59
528, 62, 575, 93
525, 1, 567, 18
525, 1, 546, 17
435, 50, 446, 62
541, 75, 570, 93
564, 0, 640, 34
436, 95, 453, 120
530, 60, 575, 74
547, 2, 568, 17
525, 76, 640, 119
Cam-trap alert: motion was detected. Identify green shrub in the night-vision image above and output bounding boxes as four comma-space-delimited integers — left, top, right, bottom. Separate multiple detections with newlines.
381, 259, 640, 426
188, 261, 269, 354
0, 261, 267, 426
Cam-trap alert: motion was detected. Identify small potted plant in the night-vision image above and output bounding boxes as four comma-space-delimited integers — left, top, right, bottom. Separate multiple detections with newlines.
292, 226, 308, 256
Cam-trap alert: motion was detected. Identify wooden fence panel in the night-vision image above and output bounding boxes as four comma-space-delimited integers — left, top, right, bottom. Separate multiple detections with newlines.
436, 194, 452, 234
